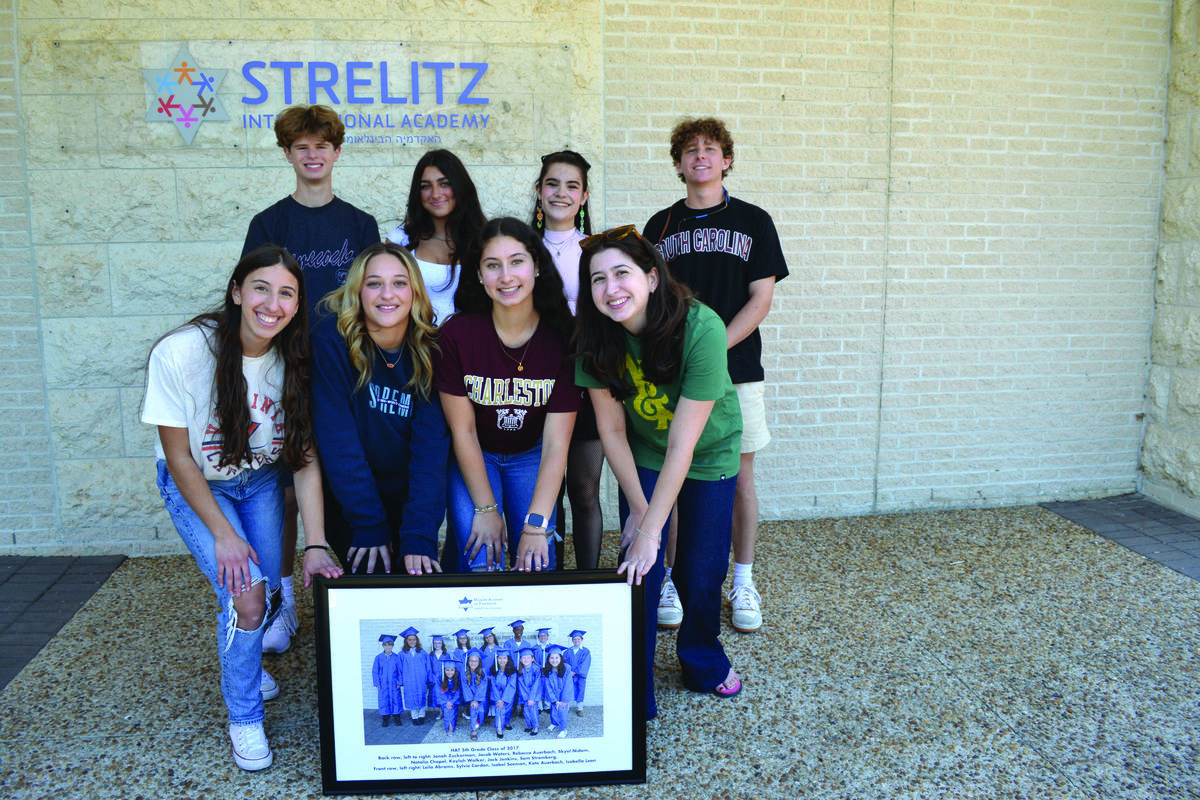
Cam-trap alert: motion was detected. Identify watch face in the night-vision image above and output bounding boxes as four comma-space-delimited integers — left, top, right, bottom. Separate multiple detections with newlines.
525, 513, 547, 528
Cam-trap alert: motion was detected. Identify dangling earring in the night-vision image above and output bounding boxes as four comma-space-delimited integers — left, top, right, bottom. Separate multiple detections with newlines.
536, 200, 543, 230
578, 206, 585, 232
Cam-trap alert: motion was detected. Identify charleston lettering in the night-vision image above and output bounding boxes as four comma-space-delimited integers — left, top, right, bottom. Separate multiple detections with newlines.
655, 227, 754, 263
462, 375, 555, 408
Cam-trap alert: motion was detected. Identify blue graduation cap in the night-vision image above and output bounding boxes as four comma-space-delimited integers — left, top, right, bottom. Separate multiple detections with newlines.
454, 628, 471, 638
518, 645, 534, 657
478, 626, 495, 637
378, 634, 397, 643
509, 619, 526, 629
545, 644, 566, 657
431, 634, 444, 643
536, 627, 551, 637
400, 626, 419, 638
568, 629, 587, 639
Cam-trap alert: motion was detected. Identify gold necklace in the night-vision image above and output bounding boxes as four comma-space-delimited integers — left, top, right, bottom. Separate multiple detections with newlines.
499, 330, 535, 372
373, 338, 400, 368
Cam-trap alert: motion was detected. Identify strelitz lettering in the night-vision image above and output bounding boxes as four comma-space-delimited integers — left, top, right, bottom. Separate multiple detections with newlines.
241, 61, 489, 106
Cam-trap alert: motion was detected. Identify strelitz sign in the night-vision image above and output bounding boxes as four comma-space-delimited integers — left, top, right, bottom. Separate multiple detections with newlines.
144, 44, 491, 146
241, 61, 488, 106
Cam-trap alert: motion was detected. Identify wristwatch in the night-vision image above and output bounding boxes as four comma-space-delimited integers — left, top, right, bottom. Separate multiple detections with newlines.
524, 512, 548, 531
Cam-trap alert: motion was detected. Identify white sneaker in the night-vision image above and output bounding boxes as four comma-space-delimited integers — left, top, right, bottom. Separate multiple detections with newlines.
657, 577, 683, 629
728, 582, 763, 633
260, 668, 280, 701
229, 721, 273, 771
262, 603, 298, 654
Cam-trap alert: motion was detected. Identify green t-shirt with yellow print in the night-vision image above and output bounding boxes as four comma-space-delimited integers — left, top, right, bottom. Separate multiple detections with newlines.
577, 302, 741, 481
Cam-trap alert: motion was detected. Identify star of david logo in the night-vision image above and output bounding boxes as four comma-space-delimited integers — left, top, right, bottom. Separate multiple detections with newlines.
142, 45, 229, 145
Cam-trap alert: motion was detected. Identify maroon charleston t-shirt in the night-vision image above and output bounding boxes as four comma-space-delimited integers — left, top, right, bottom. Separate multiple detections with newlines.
434, 313, 580, 454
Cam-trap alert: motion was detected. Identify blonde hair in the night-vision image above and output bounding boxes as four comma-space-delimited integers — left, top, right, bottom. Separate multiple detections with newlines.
319, 242, 438, 397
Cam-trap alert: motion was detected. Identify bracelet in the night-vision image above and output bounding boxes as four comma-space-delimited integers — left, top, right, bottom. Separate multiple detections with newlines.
474, 503, 498, 514
524, 525, 557, 539
304, 544, 330, 553
635, 528, 661, 544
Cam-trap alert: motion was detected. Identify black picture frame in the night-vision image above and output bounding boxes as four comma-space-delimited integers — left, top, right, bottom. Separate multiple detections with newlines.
313, 570, 646, 795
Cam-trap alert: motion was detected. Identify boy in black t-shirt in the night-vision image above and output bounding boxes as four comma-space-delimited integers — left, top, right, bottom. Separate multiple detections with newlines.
644, 117, 789, 634
242, 105, 380, 654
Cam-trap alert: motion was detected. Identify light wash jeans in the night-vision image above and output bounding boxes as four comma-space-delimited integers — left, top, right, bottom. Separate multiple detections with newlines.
156, 459, 283, 724
445, 442, 558, 572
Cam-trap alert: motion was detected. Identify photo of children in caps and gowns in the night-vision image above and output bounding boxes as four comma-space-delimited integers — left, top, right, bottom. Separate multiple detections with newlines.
360, 616, 603, 746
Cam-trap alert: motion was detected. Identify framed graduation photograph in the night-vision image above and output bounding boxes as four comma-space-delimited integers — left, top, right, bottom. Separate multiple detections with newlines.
313, 570, 646, 795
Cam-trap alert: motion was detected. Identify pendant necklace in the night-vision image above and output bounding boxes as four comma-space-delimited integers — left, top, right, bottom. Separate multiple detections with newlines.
373, 338, 400, 368
500, 329, 535, 373
543, 230, 577, 261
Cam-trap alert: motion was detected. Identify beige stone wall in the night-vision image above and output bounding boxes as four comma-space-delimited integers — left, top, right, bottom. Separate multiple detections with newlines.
1144, 0, 1200, 512
0, 0, 1175, 553
12, 0, 605, 554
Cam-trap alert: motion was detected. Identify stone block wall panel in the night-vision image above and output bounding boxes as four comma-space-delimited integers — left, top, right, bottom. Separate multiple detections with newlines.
0, 0, 1181, 552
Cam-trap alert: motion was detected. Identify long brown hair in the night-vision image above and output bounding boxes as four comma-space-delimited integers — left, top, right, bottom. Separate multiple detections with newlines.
575, 230, 694, 400
158, 246, 314, 471
400, 149, 486, 286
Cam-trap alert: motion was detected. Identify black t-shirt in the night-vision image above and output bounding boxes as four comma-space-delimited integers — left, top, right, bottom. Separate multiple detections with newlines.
644, 195, 788, 383
242, 195, 381, 323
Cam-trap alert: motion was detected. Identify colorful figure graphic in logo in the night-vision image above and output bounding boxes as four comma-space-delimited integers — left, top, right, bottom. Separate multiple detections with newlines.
143, 45, 230, 145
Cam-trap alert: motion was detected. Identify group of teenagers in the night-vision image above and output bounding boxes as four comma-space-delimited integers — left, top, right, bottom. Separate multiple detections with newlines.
371, 622, 592, 741
140, 103, 788, 772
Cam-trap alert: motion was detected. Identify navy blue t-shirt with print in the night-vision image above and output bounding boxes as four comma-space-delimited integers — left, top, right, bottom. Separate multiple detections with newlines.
242, 195, 380, 323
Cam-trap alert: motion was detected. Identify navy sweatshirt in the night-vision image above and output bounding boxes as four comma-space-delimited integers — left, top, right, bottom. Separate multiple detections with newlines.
310, 315, 449, 557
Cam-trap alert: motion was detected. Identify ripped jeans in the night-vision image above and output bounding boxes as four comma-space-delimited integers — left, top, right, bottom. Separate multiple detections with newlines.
156, 459, 283, 725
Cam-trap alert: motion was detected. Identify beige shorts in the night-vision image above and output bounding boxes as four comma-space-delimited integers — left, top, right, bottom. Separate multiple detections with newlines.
736, 381, 770, 454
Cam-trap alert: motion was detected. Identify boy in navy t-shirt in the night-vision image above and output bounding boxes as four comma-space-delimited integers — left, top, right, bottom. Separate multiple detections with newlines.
242, 104, 380, 654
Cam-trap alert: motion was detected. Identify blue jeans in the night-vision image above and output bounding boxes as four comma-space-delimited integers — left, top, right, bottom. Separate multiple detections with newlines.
156, 459, 283, 725
445, 442, 557, 572
619, 465, 736, 720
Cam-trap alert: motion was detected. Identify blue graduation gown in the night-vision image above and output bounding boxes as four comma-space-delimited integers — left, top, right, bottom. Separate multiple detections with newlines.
462, 672, 490, 729
398, 648, 430, 712
435, 679, 463, 732
372, 651, 401, 716
543, 668, 572, 731
564, 645, 591, 704
426, 651, 453, 706
517, 666, 543, 730
490, 669, 517, 729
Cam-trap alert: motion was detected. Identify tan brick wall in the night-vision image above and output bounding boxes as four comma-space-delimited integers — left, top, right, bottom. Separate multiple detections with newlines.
0, 0, 57, 548
0, 0, 1175, 553
606, 1, 1168, 518
1143, 0, 1200, 513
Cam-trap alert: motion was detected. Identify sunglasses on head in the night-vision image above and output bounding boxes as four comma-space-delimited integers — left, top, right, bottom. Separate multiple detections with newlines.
580, 224, 645, 251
